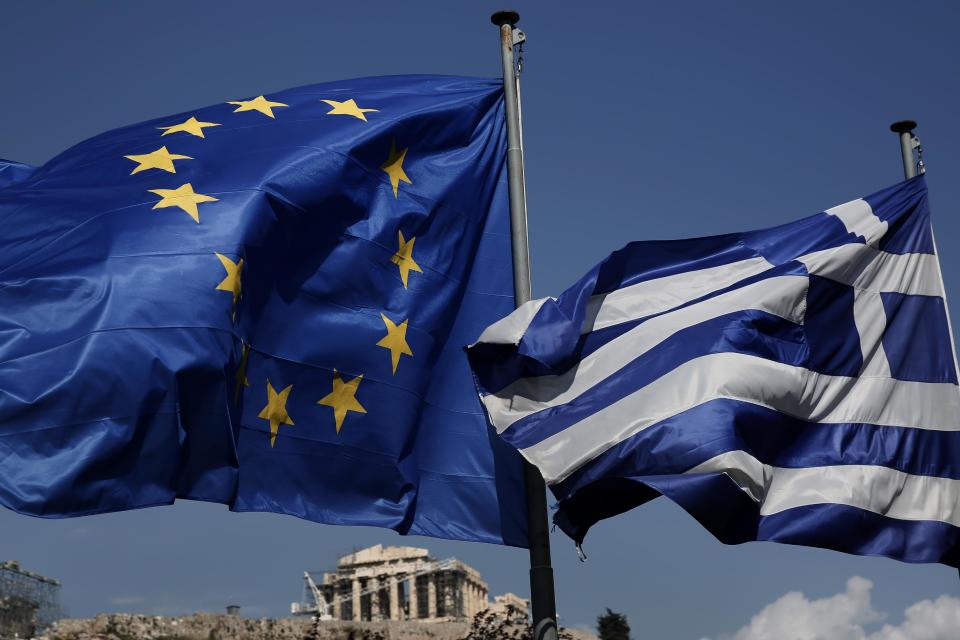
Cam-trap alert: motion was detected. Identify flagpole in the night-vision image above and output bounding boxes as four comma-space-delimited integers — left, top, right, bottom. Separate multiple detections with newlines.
491, 10, 559, 640
890, 120, 920, 179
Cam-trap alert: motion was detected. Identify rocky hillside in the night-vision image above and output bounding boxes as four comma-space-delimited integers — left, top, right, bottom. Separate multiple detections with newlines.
39, 613, 597, 640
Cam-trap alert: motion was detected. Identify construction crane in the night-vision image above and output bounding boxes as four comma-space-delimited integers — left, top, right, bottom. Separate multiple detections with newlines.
290, 557, 459, 619
299, 571, 332, 620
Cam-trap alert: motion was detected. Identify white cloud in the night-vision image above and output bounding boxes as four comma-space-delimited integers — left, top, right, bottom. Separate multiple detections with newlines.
707, 577, 960, 640
724, 577, 881, 640
869, 595, 960, 640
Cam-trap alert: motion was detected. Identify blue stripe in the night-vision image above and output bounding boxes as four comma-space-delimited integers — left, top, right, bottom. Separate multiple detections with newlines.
551, 398, 960, 505
803, 275, 862, 376
754, 503, 959, 565
648, 474, 960, 565
741, 212, 858, 266
592, 233, 757, 295
499, 310, 807, 450
867, 175, 934, 255
554, 468, 960, 566
471, 260, 809, 396
590, 203, 885, 294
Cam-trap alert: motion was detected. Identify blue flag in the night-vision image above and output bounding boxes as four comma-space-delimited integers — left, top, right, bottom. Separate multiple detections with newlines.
469, 177, 960, 564
0, 75, 527, 547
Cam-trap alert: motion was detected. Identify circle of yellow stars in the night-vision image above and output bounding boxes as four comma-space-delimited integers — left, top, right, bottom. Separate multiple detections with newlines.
124, 91, 431, 447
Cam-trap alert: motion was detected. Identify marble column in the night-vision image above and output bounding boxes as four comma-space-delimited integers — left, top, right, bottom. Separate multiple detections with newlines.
453, 575, 462, 618
408, 576, 419, 620
352, 578, 361, 622
370, 577, 384, 620
334, 581, 344, 620
427, 573, 437, 619
389, 575, 400, 620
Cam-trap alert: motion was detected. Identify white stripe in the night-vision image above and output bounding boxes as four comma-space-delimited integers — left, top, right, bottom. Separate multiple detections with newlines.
473, 297, 548, 346
798, 244, 941, 296
826, 199, 887, 245
582, 256, 775, 333
852, 292, 892, 377
689, 450, 960, 527
482, 275, 809, 431
584, 207, 920, 335
518, 352, 960, 484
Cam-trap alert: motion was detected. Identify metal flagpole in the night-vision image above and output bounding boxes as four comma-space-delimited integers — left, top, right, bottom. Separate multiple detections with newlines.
890, 120, 922, 179
491, 10, 559, 640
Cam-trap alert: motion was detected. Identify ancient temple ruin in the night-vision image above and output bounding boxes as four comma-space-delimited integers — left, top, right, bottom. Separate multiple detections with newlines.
295, 545, 524, 622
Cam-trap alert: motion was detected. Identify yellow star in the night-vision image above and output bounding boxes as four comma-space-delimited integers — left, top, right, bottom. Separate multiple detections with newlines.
228, 95, 288, 119
390, 230, 423, 288
321, 98, 378, 122
214, 252, 244, 318
376, 313, 414, 374
317, 370, 366, 434
258, 380, 294, 448
234, 344, 250, 403
381, 139, 411, 198
158, 116, 221, 139
148, 183, 218, 223
125, 146, 192, 174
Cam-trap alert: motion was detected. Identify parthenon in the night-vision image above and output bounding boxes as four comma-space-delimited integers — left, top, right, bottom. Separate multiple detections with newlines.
313, 545, 498, 622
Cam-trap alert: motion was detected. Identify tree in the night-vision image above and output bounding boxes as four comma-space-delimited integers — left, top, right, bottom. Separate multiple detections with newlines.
597, 608, 630, 640
461, 604, 576, 640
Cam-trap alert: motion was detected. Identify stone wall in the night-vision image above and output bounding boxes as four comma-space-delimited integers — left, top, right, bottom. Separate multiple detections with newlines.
38, 613, 597, 640
42, 613, 312, 640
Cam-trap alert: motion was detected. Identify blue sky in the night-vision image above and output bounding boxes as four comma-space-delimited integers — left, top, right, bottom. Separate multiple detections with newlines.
1, 2, 958, 638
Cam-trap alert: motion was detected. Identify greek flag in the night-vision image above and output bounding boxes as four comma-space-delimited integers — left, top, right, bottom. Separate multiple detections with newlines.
467, 176, 960, 565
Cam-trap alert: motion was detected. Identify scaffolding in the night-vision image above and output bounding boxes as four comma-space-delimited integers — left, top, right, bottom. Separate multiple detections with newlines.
0, 561, 62, 639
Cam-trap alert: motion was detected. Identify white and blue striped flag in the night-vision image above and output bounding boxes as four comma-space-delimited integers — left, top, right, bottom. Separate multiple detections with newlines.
467, 176, 960, 565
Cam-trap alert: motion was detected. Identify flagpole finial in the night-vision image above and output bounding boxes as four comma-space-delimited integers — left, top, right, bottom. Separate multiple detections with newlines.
491, 10, 520, 26
890, 120, 918, 134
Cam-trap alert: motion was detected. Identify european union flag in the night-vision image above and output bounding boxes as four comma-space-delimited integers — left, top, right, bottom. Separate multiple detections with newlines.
0, 75, 527, 546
